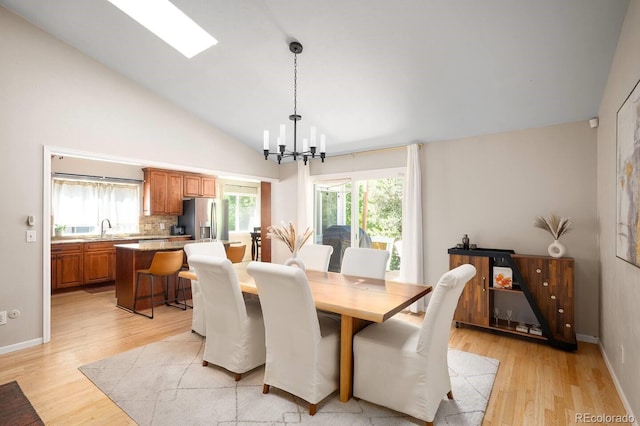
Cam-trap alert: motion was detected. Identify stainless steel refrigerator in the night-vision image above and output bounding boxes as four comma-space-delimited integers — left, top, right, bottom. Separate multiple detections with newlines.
178, 198, 229, 241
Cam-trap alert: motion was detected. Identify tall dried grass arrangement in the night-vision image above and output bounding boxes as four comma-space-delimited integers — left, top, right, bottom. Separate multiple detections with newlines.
266, 221, 313, 254
533, 214, 571, 240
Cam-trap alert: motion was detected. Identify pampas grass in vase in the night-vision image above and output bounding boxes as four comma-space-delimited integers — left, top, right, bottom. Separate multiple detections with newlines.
533, 214, 571, 258
266, 221, 313, 269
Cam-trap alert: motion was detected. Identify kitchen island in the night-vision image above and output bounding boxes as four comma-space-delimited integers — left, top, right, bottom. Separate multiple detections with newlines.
114, 240, 236, 311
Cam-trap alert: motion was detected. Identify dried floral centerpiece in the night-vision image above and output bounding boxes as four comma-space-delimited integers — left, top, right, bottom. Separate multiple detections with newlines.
533, 214, 571, 258
266, 222, 313, 269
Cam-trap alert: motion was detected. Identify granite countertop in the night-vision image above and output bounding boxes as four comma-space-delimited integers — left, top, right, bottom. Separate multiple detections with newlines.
51, 235, 192, 245
115, 239, 236, 251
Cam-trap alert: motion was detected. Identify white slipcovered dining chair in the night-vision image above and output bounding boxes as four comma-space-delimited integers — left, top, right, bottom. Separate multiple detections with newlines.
182, 241, 227, 336
189, 255, 266, 381
297, 244, 334, 272
353, 264, 476, 426
340, 247, 390, 279
246, 261, 340, 415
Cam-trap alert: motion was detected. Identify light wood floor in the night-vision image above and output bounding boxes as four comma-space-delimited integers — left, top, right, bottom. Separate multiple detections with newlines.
0, 289, 627, 425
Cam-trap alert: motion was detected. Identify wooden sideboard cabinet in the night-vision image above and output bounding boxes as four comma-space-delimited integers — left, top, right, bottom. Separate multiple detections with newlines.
183, 173, 216, 198
143, 168, 183, 216
51, 243, 84, 289
449, 248, 577, 351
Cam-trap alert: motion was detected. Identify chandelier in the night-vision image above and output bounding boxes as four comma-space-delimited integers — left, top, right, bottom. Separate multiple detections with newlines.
263, 41, 326, 165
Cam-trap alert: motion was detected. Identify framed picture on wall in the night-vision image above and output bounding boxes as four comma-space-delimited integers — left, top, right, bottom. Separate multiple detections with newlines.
616, 77, 640, 268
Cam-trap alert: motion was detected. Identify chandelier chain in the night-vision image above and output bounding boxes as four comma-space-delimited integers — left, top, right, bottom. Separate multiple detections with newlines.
293, 52, 297, 117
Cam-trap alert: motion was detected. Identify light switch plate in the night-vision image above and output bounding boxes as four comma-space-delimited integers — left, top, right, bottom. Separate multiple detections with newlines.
26, 230, 37, 242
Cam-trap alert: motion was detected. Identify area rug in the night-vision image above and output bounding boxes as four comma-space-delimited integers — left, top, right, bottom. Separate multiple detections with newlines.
79, 332, 499, 425
0, 380, 44, 426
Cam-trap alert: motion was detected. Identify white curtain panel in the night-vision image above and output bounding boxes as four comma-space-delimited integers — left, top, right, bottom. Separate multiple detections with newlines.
52, 179, 140, 233
400, 144, 426, 313
297, 160, 313, 235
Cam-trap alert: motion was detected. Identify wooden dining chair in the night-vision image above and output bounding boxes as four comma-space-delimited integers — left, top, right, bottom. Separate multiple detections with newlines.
247, 261, 340, 415
133, 250, 186, 319
352, 264, 477, 426
189, 255, 266, 381
340, 247, 390, 279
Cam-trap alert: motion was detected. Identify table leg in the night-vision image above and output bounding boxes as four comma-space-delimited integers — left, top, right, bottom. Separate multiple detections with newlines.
339, 315, 369, 402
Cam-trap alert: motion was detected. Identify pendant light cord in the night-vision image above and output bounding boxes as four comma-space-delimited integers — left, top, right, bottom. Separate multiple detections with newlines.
293, 52, 297, 117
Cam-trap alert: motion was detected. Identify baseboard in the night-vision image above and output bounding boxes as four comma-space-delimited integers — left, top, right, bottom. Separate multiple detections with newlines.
0, 337, 43, 355
576, 333, 599, 344
598, 342, 639, 425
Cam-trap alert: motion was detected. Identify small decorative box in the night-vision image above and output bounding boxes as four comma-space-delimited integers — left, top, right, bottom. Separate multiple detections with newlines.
529, 326, 542, 336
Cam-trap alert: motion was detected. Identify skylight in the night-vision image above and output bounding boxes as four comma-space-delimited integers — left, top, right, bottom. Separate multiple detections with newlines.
107, 0, 217, 59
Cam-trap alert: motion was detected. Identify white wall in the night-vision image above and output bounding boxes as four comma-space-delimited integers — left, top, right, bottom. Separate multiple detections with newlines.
597, 0, 640, 417
271, 162, 299, 264
0, 6, 278, 350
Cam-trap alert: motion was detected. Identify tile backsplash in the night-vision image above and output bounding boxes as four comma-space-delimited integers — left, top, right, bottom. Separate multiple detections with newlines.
138, 215, 178, 236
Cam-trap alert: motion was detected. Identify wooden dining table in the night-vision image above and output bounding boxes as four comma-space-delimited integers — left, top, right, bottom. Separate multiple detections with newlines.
182, 264, 432, 402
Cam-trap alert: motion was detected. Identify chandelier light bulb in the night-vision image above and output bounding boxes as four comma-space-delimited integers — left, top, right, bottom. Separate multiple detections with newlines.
310, 126, 317, 147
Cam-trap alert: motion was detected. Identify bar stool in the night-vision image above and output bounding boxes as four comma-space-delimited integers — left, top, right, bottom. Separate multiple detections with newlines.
177, 270, 194, 309
133, 250, 186, 319
226, 244, 246, 263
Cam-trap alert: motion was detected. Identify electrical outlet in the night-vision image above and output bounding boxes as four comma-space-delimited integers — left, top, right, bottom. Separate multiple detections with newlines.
160, 223, 165, 230
0, 311, 6, 325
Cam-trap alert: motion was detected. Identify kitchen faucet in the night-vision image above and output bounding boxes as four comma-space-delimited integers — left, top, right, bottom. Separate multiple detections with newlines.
100, 218, 112, 238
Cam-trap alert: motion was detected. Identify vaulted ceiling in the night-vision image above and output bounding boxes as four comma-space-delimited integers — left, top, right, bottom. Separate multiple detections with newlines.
0, 0, 630, 156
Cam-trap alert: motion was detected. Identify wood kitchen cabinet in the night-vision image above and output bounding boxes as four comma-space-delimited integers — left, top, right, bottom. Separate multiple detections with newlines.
51, 243, 84, 289
143, 168, 183, 215
84, 241, 117, 284
183, 173, 216, 198
449, 248, 576, 351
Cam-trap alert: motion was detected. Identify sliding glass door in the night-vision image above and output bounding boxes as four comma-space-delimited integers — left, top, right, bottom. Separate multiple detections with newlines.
313, 172, 403, 273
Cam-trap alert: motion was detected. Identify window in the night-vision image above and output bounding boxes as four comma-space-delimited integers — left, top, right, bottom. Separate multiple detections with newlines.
52, 178, 140, 235
223, 184, 259, 233
313, 172, 404, 273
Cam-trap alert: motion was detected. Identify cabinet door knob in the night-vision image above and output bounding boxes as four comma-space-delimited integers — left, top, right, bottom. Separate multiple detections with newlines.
558, 308, 564, 313
550, 295, 556, 300
542, 281, 549, 287
536, 269, 541, 273
482, 276, 486, 291
565, 323, 572, 328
